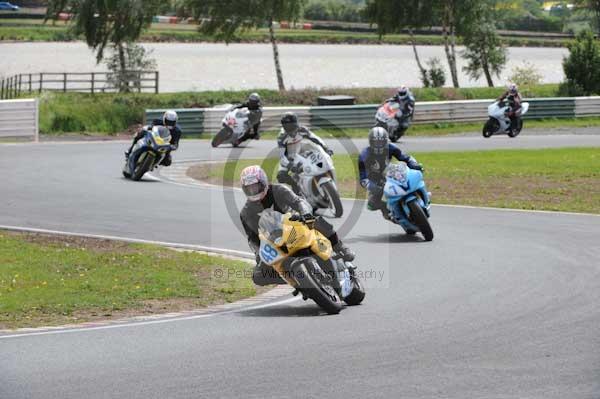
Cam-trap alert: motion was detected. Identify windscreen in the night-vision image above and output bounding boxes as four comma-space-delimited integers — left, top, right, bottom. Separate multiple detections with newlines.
258, 209, 284, 243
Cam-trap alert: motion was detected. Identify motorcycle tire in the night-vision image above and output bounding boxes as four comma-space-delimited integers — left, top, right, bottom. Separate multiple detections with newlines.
122, 171, 131, 179
294, 260, 342, 315
482, 119, 497, 138
132, 153, 154, 181
408, 200, 434, 241
322, 180, 344, 218
343, 275, 366, 306
211, 127, 232, 148
508, 119, 523, 138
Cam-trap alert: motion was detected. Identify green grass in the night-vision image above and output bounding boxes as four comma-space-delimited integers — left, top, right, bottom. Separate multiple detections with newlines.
0, 231, 257, 329
32, 86, 568, 135
189, 147, 600, 214
0, 19, 571, 48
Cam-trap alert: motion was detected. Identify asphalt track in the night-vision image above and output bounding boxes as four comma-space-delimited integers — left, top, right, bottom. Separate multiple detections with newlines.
1, 135, 600, 399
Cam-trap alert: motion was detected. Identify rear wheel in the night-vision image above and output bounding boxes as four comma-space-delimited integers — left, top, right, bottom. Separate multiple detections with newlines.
408, 200, 434, 241
132, 153, 154, 181
508, 119, 523, 137
321, 180, 343, 218
294, 261, 342, 315
211, 127, 232, 148
343, 275, 365, 306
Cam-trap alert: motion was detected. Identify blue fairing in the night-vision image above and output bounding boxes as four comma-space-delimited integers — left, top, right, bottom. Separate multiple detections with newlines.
384, 169, 430, 231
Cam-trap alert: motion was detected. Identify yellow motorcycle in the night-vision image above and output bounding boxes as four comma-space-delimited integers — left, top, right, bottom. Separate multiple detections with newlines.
258, 209, 365, 314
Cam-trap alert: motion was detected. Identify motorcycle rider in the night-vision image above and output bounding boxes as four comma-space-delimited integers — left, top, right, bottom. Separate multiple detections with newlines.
497, 83, 522, 132
232, 92, 263, 140
383, 85, 416, 133
239, 165, 355, 286
277, 112, 334, 195
125, 110, 181, 166
359, 127, 423, 218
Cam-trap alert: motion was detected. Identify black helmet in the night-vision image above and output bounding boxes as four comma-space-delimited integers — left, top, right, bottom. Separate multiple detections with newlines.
281, 112, 299, 136
368, 127, 388, 155
247, 92, 261, 110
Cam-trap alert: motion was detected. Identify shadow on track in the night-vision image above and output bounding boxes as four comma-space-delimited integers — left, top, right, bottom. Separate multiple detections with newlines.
345, 234, 425, 244
238, 303, 336, 318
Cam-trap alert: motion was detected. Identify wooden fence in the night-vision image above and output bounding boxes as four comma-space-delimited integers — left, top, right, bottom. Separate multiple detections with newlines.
0, 71, 159, 99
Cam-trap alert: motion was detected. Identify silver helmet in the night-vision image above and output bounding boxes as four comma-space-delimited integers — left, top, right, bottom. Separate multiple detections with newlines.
368, 127, 389, 155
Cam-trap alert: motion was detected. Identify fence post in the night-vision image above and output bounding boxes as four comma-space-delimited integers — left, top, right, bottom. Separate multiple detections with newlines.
39, 73, 43, 93
18, 74, 22, 96
91, 72, 95, 93
63, 73, 67, 92
9, 76, 13, 98
1, 78, 4, 100
155, 71, 159, 94
29, 73, 32, 93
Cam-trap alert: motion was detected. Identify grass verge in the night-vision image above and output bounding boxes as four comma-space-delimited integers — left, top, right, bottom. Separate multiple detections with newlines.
0, 20, 570, 48
0, 231, 259, 329
32, 86, 565, 135
187, 147, 600, 214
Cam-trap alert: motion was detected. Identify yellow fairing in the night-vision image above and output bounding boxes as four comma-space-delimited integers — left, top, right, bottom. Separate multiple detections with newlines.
153, 135, 166, 145
259, 214, 333, 286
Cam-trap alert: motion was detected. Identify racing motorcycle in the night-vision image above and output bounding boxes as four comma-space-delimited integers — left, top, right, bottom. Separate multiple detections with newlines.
483, 100, 530, 138
289, 141, 343, 218
375, 102, 412, 142
258, 209, 365, 314
211, 104, 262, 148
383, 162, 434, 241
122, 126, 172, 181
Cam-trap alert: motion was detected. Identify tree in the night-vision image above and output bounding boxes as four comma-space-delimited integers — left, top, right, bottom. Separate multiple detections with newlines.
365, 0, 436, 87
187, 0, 306, 91
104, 44, 157, 92
461, 21, 507, 87
562, 29, 600, 95
46, 0, 161, 76
574, 0, 600, 35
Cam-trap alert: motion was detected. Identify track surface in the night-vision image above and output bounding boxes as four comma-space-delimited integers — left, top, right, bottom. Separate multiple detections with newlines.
1, 136, 599, 399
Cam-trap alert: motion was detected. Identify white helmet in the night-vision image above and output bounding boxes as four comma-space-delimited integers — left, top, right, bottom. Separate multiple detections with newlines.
396, 85, 409, 101
508, 83, 519, 95
240, 165, 269, 202
163, 110, 178, 130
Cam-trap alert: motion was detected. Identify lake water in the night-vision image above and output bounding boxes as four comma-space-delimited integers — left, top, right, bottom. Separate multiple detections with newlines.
1, 42, 568, 92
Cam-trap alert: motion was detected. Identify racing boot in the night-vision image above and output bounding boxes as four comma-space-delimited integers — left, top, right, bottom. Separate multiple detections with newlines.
333, 241, 355, 262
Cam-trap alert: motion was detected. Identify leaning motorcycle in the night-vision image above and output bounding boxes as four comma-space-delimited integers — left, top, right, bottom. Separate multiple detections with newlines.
375, 102, 412, 142
122, 126, 172, 181
211, 105, 262, 147
258, 209, 365, 314
383, 162, 434, 241
289, 141, 344, 218
483, 100, 530, 138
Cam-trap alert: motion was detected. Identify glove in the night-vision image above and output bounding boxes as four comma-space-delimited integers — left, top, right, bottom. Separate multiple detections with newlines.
302, 213, 315, 222
409, 162, 424, 172
325, 148, 334, 156
360, 179, 369, 189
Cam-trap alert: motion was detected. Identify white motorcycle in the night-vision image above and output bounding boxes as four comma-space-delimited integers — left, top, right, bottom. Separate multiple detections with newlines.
290, 141, 343, 218
483, 100, 529, 138
211, 105, 262, 147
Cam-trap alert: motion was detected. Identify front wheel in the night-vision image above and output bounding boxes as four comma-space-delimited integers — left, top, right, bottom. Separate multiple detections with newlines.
408, 200, 434, 241
132, 152, 154, 181
294, 261, 343, 315
211, 127, 232, 148
482, 119, 497, 138
321, 181, 343, 218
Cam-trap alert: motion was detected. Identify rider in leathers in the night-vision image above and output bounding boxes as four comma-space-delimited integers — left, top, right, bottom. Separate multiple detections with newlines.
231, 92, 263, 140
359, 127, 423, 218
125, 110, 181, 166
383, 85, 415, 134
239, 165, 355, 286
497, 83, 522, 132
276, 112, 333, 195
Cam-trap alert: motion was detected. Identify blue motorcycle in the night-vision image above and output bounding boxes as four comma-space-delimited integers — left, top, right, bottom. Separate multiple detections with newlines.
383, 162, 434, 241
122, 126, 172, 181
